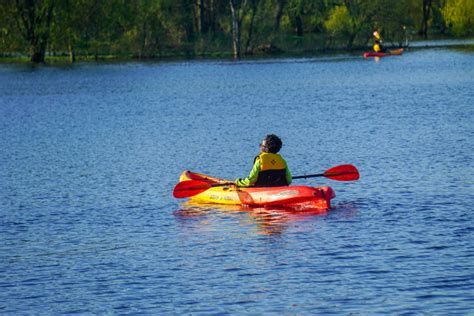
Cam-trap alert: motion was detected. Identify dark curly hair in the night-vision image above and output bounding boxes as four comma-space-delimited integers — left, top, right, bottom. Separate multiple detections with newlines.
264, 134, 282, 153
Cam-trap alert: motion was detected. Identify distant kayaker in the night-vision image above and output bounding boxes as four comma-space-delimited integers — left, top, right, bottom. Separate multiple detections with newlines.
373, 31, 386, 53
235, 134, 292, 187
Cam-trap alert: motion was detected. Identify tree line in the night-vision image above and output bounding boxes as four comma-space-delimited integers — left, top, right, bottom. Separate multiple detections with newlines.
0, 0, 472, 62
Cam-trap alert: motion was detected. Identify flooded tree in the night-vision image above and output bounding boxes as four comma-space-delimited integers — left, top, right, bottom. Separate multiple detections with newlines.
229, 0, 249, 59
12, 0, 55, 63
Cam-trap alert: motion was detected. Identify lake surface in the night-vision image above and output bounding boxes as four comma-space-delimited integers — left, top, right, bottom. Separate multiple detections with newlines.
1, 47, 473, 314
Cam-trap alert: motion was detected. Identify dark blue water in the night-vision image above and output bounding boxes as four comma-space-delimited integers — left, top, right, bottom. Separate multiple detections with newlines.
1, 48, 473, 314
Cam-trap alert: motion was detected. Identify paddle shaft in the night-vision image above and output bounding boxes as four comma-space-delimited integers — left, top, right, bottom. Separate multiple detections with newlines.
209, 171, 351, 182
292, 173, 324, 179
293, 167, 358, 181
210, 182, 235, 188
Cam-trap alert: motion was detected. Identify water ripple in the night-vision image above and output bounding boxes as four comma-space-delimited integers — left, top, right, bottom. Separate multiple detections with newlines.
1, 49, 473, 314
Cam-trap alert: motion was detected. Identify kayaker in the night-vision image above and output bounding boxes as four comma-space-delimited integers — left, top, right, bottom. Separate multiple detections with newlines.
235, 134, 292, 187
373, 31, 386, 53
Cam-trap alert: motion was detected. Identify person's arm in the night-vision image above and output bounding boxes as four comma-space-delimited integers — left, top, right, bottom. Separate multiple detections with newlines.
286, 166, 292, 185
235, 159, 261, 187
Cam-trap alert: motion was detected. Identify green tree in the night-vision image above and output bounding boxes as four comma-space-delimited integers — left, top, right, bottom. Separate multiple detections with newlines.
325, 1, 376, 49
371, 0, 418, 46
244, 0, 261, 53
286, 0, 328, 37
324, 5, 353, 38
0, 0, 471, 61
420, 0, 433, 38
10, 0, 55, 62
230, 0, 256, 59
243, 0, 275, 53
0, 1, 22, 54
131, 0, 166, 57
274, 0, 288, 31
443, 0, 474, 36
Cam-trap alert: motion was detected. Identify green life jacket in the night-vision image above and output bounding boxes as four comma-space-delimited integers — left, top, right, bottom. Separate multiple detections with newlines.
254, 152, 289, 187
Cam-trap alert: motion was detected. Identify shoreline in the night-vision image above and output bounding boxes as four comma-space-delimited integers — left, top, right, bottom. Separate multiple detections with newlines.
1, 39, 473, 65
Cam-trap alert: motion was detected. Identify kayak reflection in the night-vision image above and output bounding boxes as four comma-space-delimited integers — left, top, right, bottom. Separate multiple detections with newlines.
174, 201, 330, 235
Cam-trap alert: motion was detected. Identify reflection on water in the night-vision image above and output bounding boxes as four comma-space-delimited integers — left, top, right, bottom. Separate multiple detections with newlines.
175, 201, 333, 235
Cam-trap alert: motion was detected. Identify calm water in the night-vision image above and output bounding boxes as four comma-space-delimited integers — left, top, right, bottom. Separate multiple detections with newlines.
1, 48, 473, 314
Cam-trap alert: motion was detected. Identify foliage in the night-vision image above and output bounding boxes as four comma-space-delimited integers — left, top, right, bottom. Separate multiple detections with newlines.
324, 5, 353, 38
442, 0, 474, 36
0, 0, 472, 62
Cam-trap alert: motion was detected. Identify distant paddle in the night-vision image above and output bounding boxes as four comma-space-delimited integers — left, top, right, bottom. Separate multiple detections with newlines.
173, 164, 359, 199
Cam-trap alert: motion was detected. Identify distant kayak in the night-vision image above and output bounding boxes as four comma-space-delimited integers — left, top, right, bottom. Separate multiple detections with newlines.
176, 170, 335, 210
363, 48, 404, 58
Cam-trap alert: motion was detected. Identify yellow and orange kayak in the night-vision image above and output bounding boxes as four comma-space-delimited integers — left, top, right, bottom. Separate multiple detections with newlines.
178, 170, 335, 210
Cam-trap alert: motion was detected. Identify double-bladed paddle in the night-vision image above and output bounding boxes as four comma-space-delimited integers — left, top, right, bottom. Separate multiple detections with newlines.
173, 164, 359, 199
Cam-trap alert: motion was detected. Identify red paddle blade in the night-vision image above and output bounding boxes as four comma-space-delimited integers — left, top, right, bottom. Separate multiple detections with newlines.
173, 180, 213, 198
323, 164, 360, 181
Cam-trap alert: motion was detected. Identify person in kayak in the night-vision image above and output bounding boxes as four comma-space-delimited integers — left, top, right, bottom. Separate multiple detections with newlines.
373, 31, 386, 53
235, 134, 292, 187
